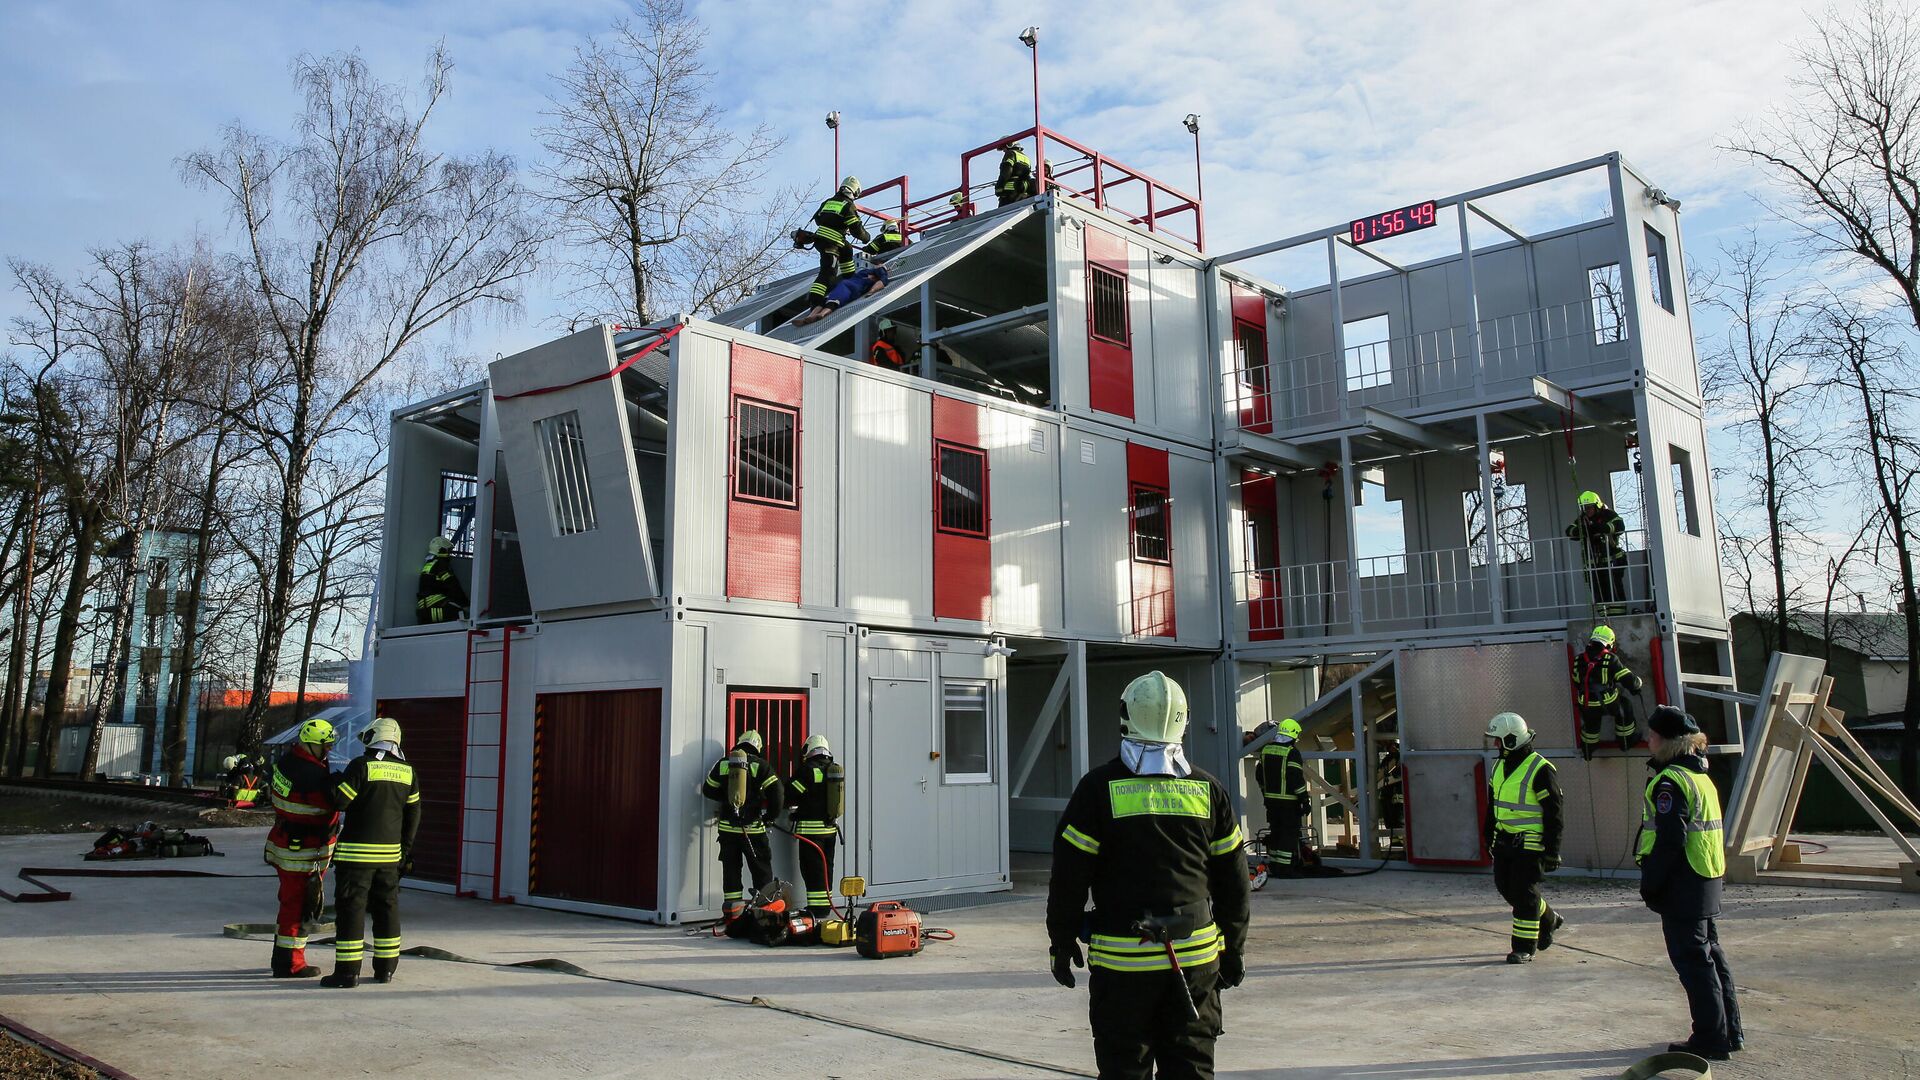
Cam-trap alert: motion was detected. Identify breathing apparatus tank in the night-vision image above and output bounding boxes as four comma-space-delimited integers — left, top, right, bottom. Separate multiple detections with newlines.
823, 760, 845, 821
726, 749, 749, 810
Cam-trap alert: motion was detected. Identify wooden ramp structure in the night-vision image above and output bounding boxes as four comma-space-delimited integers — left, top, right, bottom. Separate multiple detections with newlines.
1722, 653, 1920, 893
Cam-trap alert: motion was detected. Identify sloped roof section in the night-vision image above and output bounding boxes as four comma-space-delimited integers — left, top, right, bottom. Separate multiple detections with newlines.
710, 203, 1041, 347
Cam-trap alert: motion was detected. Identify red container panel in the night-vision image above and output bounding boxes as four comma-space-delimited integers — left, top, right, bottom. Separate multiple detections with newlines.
932, 396, 991, 623
727, 343, 803, 604
374, 696, 465, 885
1126, 443, 1176, 638
530, 689, 662, 909
1242, 469, 1284, 640
1086, 227, 1135, 419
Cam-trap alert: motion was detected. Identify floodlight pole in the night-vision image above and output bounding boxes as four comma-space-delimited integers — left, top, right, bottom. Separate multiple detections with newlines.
826, 111, 841, 184
1184, 114, 1203, 203
1023, 27, 1045, 194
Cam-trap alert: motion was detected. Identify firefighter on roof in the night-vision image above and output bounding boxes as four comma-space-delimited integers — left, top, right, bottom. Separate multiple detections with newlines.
864, 217, 906, 259
323, 716, 422, 988
786, 733, 844, 917
808, 177, 869, 301
1257, 717, 1308, 877
1573, 624, 1645, 759
701, 729, 784, 915
996, 141, 1036, 205
1482, 712, 1566, 965
416, 536, 467, 625
264, 718, 340, 978
1640, 705, 1743, 1060
1047, 671, 1251, 1080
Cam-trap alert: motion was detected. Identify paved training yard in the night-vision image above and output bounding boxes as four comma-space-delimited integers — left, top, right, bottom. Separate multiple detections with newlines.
2, 826, 1914, 1078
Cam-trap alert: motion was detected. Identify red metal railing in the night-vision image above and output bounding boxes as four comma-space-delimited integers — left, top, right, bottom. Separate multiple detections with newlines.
847, 126, 1205, 252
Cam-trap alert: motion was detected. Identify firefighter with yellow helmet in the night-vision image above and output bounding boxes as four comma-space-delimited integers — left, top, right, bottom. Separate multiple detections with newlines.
1482, 711, 1566, 964
263, 718, 341, 977
1046, 671, 1251, 1079
1257, 718, 1308, 876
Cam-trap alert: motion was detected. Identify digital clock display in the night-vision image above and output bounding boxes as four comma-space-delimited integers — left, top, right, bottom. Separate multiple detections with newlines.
1349, 199, 1439, 245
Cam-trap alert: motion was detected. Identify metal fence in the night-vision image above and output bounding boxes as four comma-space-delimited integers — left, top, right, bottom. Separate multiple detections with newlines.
1243, 531, 1652, 640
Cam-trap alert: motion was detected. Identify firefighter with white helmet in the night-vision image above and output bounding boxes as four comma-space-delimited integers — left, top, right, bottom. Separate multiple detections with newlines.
415, 535, 467, 625
1046, 671, 1251, 1079
785, 733, 845, 917
1483, 712, 1566, 964
322, 716, 422, 987
1257, 717, 1308, 877
263, 718, 341, 977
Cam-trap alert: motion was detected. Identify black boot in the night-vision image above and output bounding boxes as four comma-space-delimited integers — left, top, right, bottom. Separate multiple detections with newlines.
371, 957, 397, 985
321, 969, 360, 988
1505, 950, 1534, 964
1538, 912, 1566, 951
1668, 1041, 1730, 1061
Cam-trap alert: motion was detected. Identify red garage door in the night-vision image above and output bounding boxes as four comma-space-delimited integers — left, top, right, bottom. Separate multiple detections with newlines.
374, 697, 465, 885
531, 689, 662, 910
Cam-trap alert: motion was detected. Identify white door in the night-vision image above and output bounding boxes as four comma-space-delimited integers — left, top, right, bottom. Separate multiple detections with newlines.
869, 677, 935, 885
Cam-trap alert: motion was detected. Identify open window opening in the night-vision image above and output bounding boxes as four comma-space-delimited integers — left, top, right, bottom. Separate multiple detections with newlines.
1669, 446, 1701, 537
1608, 466, 1647, 551
1344, 314, 1392, 392
1464, 481, 1532, 566
1355, 473, 1407, 577
1588, 264, 1626, 344
439, 471, 477, 558
618, 363, 673, 590
1645, 225, 1673, 314
392, 390, 483, 628
919, 215, 1052, 407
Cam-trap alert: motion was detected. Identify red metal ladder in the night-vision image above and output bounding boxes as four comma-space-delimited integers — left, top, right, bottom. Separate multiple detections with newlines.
460, 626, 520, 902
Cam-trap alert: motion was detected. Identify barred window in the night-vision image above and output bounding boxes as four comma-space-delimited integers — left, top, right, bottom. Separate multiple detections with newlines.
937, 443, 988, 537
1089, 264, 1129, 344
536, 411, 598, 536
734, 399, 798, 506
1131, 484, 1171, 565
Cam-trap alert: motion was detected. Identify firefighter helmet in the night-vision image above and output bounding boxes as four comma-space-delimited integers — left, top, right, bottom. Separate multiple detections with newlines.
1590, 625, 1617, 647
362, 716, 403, 747
802, 733, 830, 758
734, 729, 764, 753
427, 536, 453, 557
1120, 671, 1189, 745
297, 718, 337, 748
1485, 712, 1531, 750
222, 754, 242, 771
1277, 717, 1302, 742
1578, 490, 1603, 508
839, 176, 861, 196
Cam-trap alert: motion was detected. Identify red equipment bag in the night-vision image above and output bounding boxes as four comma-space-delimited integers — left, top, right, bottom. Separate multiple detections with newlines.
854, 900, 924, 959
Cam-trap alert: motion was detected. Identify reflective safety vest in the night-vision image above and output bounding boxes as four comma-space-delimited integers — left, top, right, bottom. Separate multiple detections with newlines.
1258, 742, 1304, 801
869, 338, 905, 368
1638, 765, 1725, 879
996, 148, 1034, 196
1490, 752, 1552, 850
867, 224, 905, 256
813, 197, 865, 249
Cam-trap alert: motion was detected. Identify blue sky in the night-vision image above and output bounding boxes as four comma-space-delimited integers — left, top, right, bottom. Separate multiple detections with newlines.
0, 0, 1877, 617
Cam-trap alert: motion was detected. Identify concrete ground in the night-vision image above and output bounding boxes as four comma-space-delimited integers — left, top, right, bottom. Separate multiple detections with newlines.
2, 827, 1914, 1079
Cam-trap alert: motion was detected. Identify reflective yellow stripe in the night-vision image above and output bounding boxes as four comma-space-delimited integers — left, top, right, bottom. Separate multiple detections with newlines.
406, 792, 421, 804
795, 822, 837, 835
717, 823, 767, 835
1107, 777, 1211, 819
272, 794, 332, 816
1062, 825, 1100, 855
1088, 924, 1222, 971
334, 842, 403, 864
270, 769, 292, 797
275, 935, 305, 949
334, 782, 358, 802
1209, 826, 1243, 856
366, 761, 413, 784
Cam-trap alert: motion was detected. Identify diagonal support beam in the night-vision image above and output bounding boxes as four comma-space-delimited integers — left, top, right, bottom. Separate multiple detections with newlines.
1532, 377, 1631, 428
1360, 407, 1462, 452
1010, 657, 1075, 799
1467, 200, 1534, 246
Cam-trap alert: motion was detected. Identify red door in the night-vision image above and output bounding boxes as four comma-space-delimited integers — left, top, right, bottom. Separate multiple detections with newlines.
1242, 469, 1284, 640
373, 697, 465, 885
530, 689, 662, 909
1086, 228, 1135, 419
1231, 286, 1272, 434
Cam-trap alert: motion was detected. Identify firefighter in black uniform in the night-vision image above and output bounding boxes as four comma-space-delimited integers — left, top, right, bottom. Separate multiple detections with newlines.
864, 217, 907, 259
1567, 489, 1630, 612
1047, 671, 1251, 1080
323, 716, 421, 987
1483, 712, 1566, 964
1256, 717, 1307, 877
996, 142, 1036, 205
1640, 705, 1743, 1061
701, 729, 784, 915
808, 177, 869, 301
416, 536, 467, 624
1573, 624, 1645, 759
786, 733, 844, 917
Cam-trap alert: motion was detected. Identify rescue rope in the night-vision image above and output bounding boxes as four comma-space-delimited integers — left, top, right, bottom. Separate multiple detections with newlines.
491, 323, 684, 401
221, 924, 1085, 1077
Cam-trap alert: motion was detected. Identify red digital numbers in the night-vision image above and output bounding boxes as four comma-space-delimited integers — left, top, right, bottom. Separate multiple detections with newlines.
1349, 199, 1440, 245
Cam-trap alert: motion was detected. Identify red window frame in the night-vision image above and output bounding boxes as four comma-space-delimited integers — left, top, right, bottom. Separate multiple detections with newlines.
1088, 262, 1131, 346
1129, 483, 1172, 566
730, 396, 800, 508
934, 441, 990, 538
726, 688, 810, 780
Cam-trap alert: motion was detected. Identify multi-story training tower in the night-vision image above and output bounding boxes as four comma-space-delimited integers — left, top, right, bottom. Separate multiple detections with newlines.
372, 134, 1735, 921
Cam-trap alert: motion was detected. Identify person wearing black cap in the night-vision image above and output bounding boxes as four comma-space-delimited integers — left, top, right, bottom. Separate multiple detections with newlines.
1639, 704, 1743, 1061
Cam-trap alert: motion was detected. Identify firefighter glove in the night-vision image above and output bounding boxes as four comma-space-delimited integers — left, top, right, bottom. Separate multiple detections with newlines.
1050, 940, 1084, 988
301, 876, 326, 924
1542, 852, 1562, 873
1218, 949, 1245, 989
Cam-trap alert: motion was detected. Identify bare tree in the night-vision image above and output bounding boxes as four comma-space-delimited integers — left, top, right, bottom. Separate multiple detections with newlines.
1698, 236, 1822, 654
538, 0, 798, 325
1821, 301, 1919, 798
183, 48, 541, 750
1729, 0, 1920, 331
